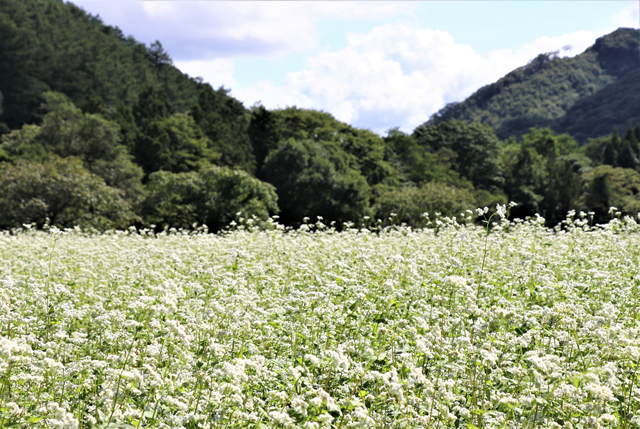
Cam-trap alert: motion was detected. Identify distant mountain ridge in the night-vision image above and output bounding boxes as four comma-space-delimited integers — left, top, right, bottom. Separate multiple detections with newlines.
426, 28, 640, 143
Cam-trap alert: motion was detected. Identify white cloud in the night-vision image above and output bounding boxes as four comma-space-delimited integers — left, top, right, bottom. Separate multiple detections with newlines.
73, 1, 414, 60
232, 24, 603, 134
231, 79, 313, 111
174, 59, 236, 88
611, 0, 640, 29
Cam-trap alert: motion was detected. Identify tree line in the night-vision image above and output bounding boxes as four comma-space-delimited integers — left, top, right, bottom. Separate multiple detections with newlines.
1, 89, 639, 231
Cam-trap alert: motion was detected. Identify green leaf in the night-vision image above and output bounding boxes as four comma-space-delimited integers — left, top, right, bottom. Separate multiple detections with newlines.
573, 376, 580, 388
362, 352, 376, 361
466, 424, 480, 429
350, 399, 365, 407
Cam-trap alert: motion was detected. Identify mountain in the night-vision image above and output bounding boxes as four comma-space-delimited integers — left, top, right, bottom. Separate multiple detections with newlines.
0, 0, 204, 130
426, 28, 640, 143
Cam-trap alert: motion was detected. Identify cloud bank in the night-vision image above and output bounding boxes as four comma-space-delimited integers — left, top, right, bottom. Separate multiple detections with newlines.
74, 1, 413, 60
231, 25, 601, 134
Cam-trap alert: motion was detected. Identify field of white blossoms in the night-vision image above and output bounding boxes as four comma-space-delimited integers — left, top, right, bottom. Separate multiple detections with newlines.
2, 209, 640, 428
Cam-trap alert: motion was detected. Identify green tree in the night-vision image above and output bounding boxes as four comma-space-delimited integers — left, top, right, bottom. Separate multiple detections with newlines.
373, 183, 478, 226
142, 165, 278, 231
579, 165, 640, 220
0, 88, 6, 135
0, 92, 144, 202
191, 85, 255, 173
252, 107, 398, 190
501, 128, 586, 220
248, 105, 280, 173
412, 121, 504, 191
384, 127, 465, 187
131, 87, 219, 175
0, 157, 136, 230
624, 123, 639, 157
617, 141, 638, 170
581, 126, 640, 171
137, 113, 219, 175
602, 127, 621, 166
147, 40, 172, 68
262, 138, 371, 226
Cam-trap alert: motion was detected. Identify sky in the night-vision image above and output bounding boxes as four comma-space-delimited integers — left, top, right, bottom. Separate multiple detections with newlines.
70, 0, 639, 134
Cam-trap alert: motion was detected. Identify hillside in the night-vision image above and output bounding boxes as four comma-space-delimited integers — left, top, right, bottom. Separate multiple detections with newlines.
551, 68, 640, 142
0, 0, 205, 130
426, 28, 640, 142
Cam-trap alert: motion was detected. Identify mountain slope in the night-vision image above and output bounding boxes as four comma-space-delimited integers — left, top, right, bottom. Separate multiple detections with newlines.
426, 28, 640, 142
551, 68, 640, 142
0, 0, 203, 130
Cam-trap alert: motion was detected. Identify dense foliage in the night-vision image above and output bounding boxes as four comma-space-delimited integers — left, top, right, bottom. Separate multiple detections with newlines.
1, 0, 639, 231
0, 0, 203, 130
0, 157, 136, 230
142, 165, 279, 232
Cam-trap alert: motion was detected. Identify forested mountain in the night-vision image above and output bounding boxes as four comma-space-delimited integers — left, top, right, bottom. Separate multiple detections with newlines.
427, 28, 640, 143
1, 0, 640, 231
0, 0, 203, 130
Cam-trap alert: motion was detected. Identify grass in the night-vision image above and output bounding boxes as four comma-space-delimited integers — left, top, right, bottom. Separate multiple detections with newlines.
1, 211, 640, 428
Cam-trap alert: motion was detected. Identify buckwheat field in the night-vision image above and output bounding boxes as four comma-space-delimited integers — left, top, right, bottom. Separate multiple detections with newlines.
2, 209, 640, 429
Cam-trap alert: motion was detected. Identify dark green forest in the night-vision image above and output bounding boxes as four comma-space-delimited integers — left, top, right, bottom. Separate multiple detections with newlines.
1, 0, 639, 231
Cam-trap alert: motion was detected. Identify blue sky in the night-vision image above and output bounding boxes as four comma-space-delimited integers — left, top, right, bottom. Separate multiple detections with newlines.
70, 1, 639, 134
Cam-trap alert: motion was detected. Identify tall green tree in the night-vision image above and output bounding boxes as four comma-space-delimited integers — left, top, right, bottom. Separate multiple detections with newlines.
0, 89, 6, 135
384, 127, 465, 187
581, 125, 640, 171
131, 87, 219, 175
579, 165, 640, 220
412, 121, 504, 191
262, 138, 371, 226
501, 128, 585, 220
191, 85, 255, 173
147, 40, 172, 68
251, 107, 398, 189
248, 105, 280, 174
0, 157, 136, 230
0, 92, 144, 202
142, 165, 278, 231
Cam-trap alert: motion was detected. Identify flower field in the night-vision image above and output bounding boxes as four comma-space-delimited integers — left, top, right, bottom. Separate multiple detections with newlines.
2, 213, 640, 428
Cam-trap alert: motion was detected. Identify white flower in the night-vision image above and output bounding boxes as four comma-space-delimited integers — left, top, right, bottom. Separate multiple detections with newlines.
318, 413, 333, 424
445, 275, 466, 289
475, 207, 489, 216
269, 410, 293, 426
